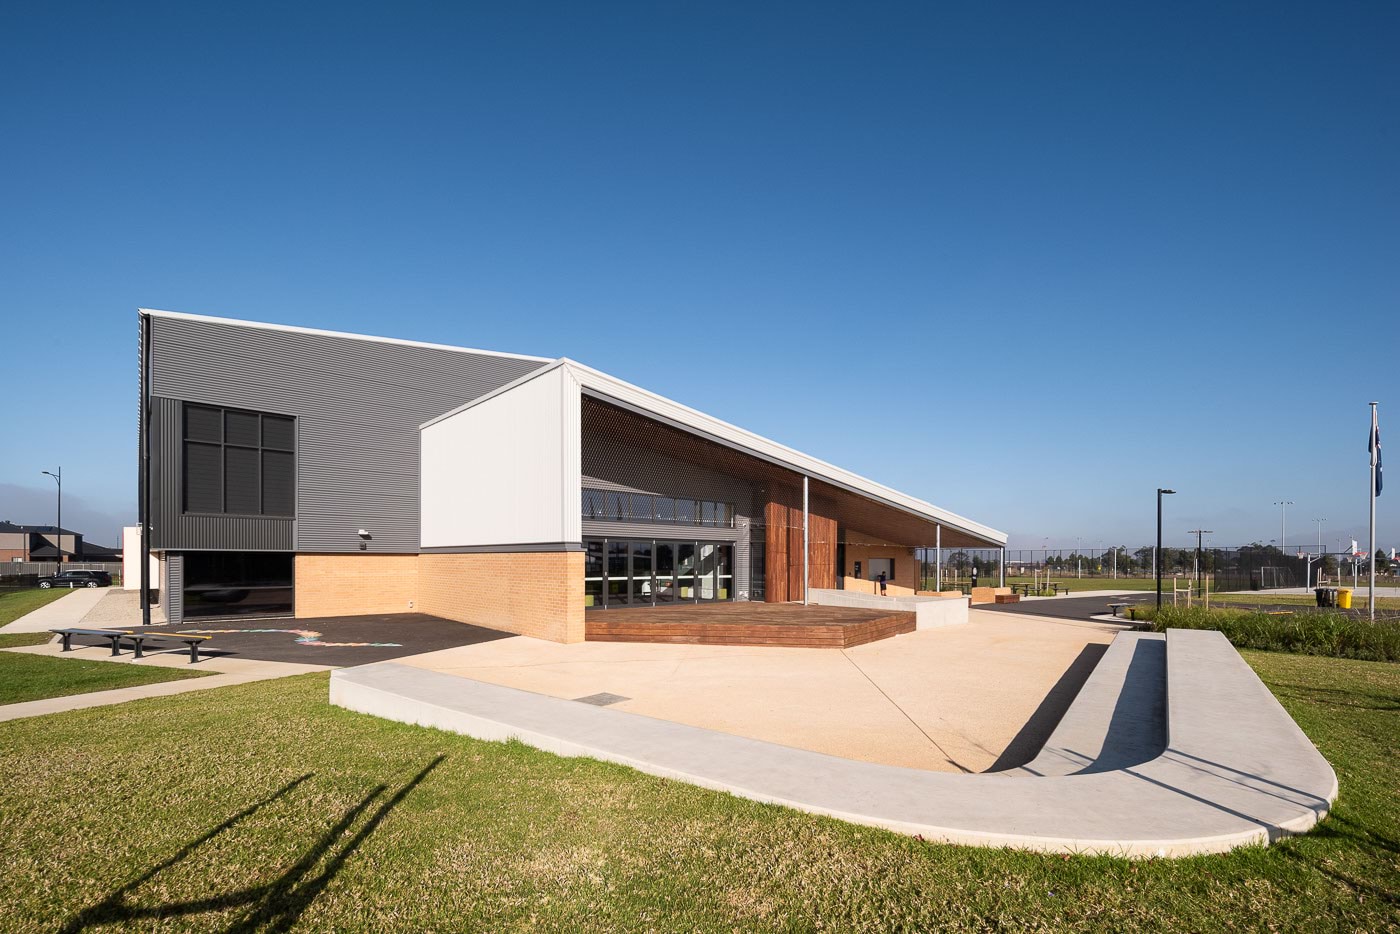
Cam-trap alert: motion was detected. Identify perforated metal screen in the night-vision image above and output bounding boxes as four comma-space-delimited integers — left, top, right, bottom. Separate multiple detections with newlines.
579, 395, 999, 606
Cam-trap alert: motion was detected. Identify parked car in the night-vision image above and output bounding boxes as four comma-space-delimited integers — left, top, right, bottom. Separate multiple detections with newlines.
37, 570, 112, 589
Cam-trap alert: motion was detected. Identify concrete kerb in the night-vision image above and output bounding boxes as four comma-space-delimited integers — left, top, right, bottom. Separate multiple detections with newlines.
330, 628, 1337, 858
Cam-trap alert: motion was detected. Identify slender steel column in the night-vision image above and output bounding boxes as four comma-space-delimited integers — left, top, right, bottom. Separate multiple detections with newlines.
1155, 488, 1175, 609
801, 475, 809, 606
935, 525, 941, 592
140, 312, 152, 627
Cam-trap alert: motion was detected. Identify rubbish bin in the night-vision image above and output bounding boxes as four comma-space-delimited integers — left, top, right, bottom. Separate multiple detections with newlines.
1338, 588, 1353, 609
1315, 587, 1328, 607
1315, 587, 1337, 608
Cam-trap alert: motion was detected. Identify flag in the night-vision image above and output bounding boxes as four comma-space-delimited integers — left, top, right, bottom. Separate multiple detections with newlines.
1370, 408, 1383, 496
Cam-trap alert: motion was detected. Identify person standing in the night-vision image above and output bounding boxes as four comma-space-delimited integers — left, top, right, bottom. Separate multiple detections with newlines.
877, 571, 888, 596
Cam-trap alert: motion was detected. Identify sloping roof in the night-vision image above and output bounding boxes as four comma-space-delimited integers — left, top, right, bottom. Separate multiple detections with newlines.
139, 308, 552, 364
80, 543, 121, 558
424, 358, 1008, 547
0, 522, 81, 535
27, 545, 74, 558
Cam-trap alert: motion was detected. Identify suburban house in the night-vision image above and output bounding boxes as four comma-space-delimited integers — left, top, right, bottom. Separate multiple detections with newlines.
138, 309, 1006, 638
0, 522, 116, 563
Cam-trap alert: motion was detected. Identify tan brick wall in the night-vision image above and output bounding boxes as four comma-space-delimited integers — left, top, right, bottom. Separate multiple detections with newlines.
418, 551, 585, 643
295, 554, 420, 618
842, 531, 920, 596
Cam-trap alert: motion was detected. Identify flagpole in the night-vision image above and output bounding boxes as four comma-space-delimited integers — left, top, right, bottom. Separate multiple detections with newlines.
1370, 402, 1378, 622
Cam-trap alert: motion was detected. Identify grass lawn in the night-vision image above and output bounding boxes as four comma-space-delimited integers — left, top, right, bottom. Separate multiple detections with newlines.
0, 586, 75, 626
0, 655, 1395, 931
1210, 592, 1400, 613
1001, 575, 1179, 592
0, 588, 208, 705
0, 644, 209, 706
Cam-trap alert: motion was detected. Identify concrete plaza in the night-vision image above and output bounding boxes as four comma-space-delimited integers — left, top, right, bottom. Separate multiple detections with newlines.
395, 609, 1131, 773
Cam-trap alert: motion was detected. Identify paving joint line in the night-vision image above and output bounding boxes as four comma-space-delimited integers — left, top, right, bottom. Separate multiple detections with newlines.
839, 648, 972, 773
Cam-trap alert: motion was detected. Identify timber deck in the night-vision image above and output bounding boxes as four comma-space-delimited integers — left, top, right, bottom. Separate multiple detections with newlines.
583, 601, 915, 648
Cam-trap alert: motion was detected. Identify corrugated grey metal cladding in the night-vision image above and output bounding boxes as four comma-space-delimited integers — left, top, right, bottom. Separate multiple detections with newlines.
150, 397, 294, 550
147, 315, 546, 553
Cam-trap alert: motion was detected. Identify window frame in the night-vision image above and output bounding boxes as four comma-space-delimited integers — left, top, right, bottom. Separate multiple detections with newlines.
581, 487, 735, 529
182, 402, 296, 518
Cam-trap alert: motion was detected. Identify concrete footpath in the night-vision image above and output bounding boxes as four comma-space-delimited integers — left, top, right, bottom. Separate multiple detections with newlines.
1, 587, 110, 633
0, 639, 329, 722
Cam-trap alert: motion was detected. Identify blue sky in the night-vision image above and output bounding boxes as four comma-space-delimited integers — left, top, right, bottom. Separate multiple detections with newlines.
1, 2, 1395, 551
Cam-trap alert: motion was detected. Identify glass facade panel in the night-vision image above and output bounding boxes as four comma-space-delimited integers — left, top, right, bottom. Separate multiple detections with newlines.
654, 542, 676, 603
183, 551, 293, 618
654, 497, 675, 523
607, 542, 629, 605
606, 491, 627, 522
698, 544, 717, 600
717, 544, 733, 600
584, 541, 604, 608
582, 490, 606, 520
676, 542, 696, 600
630, 542, 652, 602
580, 488, 737, 529
582, 538, 736, 609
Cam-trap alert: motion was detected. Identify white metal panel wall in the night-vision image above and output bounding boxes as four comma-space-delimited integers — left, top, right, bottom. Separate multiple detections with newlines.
420, 367, 581, 548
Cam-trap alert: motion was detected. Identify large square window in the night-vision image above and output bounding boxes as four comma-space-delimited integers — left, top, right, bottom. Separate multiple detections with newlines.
182, 403, 296, 517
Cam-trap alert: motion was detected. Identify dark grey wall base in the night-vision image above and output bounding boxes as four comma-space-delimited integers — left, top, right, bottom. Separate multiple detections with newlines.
420, 543, 584, 553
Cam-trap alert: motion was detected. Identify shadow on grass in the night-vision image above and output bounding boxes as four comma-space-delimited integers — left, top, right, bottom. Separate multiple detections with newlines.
60, 756, 444, 933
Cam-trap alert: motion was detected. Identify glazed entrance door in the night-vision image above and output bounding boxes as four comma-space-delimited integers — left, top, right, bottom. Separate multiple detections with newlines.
583, 538, 734, 608
654, 542, 677, 604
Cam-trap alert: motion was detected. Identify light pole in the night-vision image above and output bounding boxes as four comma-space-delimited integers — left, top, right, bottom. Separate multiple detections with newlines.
1187, 529, 1213, 593
41, 468, 62, 563
1273, 500, 1293, 554
1157, 489, 1176, 608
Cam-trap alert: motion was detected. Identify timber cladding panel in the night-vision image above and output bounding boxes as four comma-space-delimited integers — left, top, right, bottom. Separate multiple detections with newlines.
418, 551, 585, 643
296, 554, 420, 617
764, 489, 837, 602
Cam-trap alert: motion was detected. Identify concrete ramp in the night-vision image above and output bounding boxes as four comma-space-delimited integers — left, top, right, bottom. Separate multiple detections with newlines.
330, 629, 1336, 858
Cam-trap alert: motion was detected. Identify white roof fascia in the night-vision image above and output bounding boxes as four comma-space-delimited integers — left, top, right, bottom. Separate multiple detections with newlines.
561, 359, 1007, 546
138, 308, 553, 364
